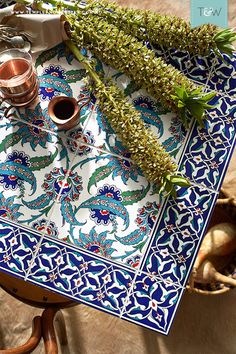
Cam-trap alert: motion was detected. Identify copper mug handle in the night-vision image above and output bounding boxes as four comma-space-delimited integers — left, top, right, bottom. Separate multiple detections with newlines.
48, 96, 91, 130
0, 96, 16, 120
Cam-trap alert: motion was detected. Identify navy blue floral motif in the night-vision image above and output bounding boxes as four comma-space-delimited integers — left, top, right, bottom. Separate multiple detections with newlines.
90, 185, 122, 225
133, 96, 156, 111
98, 185, 122, 200
44, 65, 66, 79
67, 128, 95, 155
7, 151, 30, 166
126, 255, 141, 268
32, 219, 59, 237
39, 65, 69, 100
0, 151, 30, 190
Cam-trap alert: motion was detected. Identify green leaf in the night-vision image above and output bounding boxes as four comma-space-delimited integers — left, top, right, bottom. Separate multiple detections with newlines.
124, 80, 141, 97
88, 165, 114, 192
214, 28, 236, 57
30, 148, 58, 171
187, 102, 205, 120
65, 69, 87, 83
40, 205, 53, 217
174, 87, 216, 126
35, 45, 62, 68
178, 101, 185, 108
202, 102, 216, 109
0, 132, 22, 154
170, 175, 191, 187
175, 86, 185, 100
134, 240, 147, 252
200, 91, 216, 102
122, 183, 150, 205
160, 174, 190, 196
191, 86, 204, 96
164, 179, 173, 194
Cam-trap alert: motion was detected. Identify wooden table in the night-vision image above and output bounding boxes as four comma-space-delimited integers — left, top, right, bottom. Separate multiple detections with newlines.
0, 271, 78, 353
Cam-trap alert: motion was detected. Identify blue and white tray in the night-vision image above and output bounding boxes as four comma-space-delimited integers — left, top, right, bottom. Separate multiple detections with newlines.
0, 41, 235, 335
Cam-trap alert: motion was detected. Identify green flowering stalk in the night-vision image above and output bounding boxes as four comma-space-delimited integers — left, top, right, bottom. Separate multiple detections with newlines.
17, 0, 216, 127
65, 40, 190, 196
24, 0, 236, 57
68, 13, 216, 127
83, 0, 236, 57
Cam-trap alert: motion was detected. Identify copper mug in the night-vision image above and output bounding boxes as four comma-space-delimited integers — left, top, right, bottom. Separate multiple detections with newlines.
0, 48, 39, 107
48, 96, 91, 130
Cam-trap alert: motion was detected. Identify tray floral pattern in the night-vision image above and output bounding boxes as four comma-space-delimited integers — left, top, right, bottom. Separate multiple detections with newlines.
0, 41, 235, 334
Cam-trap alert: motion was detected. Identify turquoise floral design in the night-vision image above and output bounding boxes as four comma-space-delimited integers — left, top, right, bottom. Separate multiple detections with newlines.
18, 103, 56, 132
13, 104, 70, 169
24, 167, 84, 225
133, 96, 164, 136
43, 168, 83, 203
162, 116, 186, 156
39, 66, 72, 101
74, 227, 116, 258
0, 30, 231, 336
113, 201, 160, 260
16, 108, 56, 150
107, 152, 139, 184
0, 192, 22, 220
75, 184, 129, 230
77, 140, 143, 192
135, 201, 160, 233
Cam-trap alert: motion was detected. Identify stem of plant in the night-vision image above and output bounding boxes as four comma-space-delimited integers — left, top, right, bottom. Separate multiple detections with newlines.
48, 0, 77, 10
64, 40, 189, 196
65, 40, 101, 85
